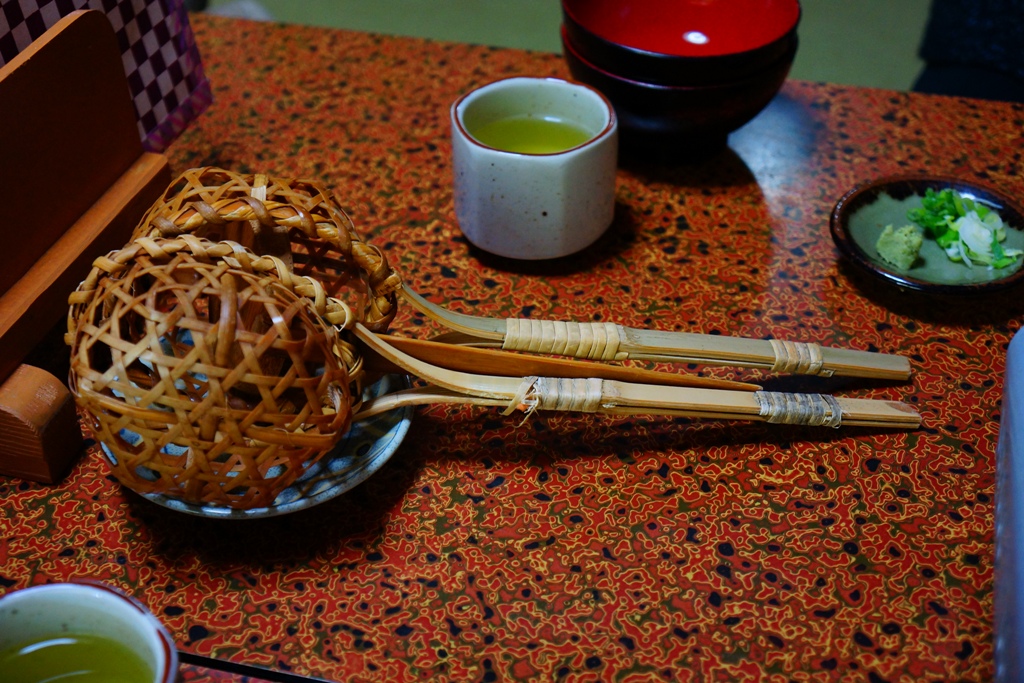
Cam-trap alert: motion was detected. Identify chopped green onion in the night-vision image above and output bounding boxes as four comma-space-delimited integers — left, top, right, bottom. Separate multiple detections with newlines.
906, 188, 1021, 270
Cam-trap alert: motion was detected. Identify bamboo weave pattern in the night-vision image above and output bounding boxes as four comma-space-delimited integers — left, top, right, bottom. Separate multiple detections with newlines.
132, 167, 403, 332
67, 233, 368, 509
65, 166, 406, 509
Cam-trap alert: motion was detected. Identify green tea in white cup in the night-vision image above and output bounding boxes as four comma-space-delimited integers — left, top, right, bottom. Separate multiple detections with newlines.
0, 582, 177, 683
451, 76, 619, 260
469, 115, 594, 154
0, 633, 154, 683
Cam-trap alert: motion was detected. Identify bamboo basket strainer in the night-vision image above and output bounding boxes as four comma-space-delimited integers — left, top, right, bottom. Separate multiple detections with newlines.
69, 167, 409, 510
68, 167, 922, 511
67, 237, 369, 510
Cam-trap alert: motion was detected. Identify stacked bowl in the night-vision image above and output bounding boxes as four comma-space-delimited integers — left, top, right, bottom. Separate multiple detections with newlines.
561, 0, 801, 159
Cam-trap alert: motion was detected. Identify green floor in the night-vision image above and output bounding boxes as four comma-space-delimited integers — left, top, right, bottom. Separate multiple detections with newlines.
204, 0, 933, 91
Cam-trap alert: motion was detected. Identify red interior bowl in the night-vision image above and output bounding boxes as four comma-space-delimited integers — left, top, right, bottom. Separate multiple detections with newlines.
562, 25, 795, 158
563, 0, 800, 86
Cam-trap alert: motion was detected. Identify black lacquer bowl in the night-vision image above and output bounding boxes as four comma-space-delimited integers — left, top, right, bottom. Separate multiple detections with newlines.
562, 25, 795, 157
561, 0, 801, 87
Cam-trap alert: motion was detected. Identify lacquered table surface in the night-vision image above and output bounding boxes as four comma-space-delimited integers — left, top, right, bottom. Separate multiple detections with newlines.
4, 14, 1024, 682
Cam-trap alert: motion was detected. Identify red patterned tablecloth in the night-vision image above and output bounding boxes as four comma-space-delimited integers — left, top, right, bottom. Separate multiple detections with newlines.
3, 14, 1023, 683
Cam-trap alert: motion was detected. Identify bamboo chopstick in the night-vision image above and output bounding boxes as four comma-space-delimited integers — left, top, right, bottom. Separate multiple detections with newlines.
399, 286, 912, 381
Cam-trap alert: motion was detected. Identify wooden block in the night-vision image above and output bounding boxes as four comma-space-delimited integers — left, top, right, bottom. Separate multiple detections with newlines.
0, 365, 83, 484
0, 153, 171, 385
0, 10, 145, 297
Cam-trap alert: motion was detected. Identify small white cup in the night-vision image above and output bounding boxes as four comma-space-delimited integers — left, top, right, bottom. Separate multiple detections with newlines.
451, 76, 618, 260
0, 581, 177, 683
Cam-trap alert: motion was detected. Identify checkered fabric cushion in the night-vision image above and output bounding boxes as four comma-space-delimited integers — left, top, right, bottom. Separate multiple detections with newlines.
0, 0, 211, 152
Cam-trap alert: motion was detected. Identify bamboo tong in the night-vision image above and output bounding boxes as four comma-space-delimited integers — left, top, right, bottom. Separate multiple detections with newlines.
399, 287, 911, 381
350, 324, 921, 431
339, 286, 920, 430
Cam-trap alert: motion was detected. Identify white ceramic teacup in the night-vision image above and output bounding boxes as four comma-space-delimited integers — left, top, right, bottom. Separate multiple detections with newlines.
0, 581, 177, 683
451, 76, 618, 260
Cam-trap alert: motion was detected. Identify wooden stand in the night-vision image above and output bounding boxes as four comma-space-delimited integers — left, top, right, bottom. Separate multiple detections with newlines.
0, 10, 172, 483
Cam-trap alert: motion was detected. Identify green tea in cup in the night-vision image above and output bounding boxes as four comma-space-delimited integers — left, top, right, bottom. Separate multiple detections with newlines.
451, 76, 619, 260
469, 115, 594, 154
0, 633, 154, 683
0, 582, 177, 683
